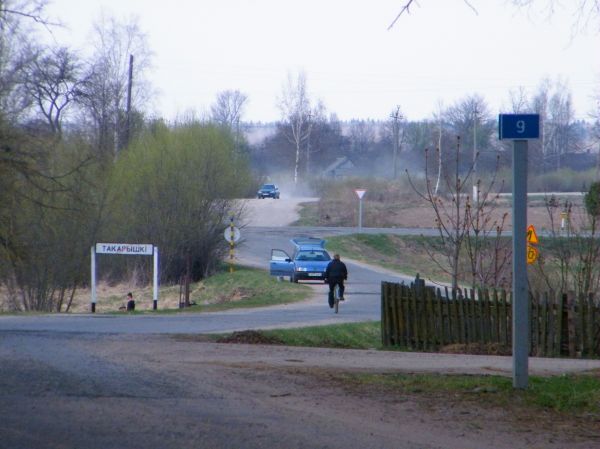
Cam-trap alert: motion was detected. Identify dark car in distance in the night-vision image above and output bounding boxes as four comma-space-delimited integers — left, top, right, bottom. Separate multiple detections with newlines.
257, 183, 280, 199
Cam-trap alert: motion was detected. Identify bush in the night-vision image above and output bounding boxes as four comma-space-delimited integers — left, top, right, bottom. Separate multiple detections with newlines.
105, 121, 254, 283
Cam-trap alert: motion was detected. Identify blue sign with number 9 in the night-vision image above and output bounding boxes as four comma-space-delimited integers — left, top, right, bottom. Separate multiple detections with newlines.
499, 114, 540, 140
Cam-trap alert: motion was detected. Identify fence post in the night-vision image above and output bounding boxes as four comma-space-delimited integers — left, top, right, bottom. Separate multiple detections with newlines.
585, 293, 595, 356
530, 291, 538, 356
555, 292, 564, 357
381, 282, 389, 346
567, 291, 577, 357
436, 288, 444, 347
390, 283, 399, 346
491, 289, 499, 344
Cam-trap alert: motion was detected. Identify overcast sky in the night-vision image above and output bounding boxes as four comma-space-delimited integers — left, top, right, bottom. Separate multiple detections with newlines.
44, 0, 600, 123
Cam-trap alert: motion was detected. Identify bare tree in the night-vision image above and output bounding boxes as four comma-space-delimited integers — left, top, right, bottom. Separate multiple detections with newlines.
391, 1, 600, 32
0, 0, 51, 25
389, 106, 406, 179
76, 13, 152, 157
546, 81, 576, 170
508, 86, 530, 113
21, 45, 81, 135
523, 78, 580, 173
211, 90, 248, 130
278, 71, 312, 187
211, 89, 248, 151
511, 0, 600, 31
432, 100, 445, 195
389, 0, 478, 29
348, 119, 377, 164
407, 135, 507, 290
533, 185, 600, 296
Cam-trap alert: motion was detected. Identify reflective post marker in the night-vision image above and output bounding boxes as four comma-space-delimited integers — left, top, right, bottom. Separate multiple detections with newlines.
512, 140, 529, 389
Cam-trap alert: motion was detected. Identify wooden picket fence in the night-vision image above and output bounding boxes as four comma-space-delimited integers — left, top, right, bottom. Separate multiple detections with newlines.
381, 281, 600, 357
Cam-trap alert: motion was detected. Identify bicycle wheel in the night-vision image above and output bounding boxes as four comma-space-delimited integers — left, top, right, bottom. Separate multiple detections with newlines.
333, 284, 340, 314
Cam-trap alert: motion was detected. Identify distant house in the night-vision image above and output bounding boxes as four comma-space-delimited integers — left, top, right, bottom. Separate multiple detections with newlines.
322, 157, 357, 179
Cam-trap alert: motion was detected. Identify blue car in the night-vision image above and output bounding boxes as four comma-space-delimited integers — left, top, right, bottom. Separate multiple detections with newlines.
257, 183, 280, 199
270, 237, 331, 283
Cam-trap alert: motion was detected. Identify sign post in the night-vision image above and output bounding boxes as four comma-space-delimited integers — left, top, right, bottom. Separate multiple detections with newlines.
224, 217, 241, 273
499, 113, 539, 389
355, 189, 367, 232
526, 224, 539, 265
91, 243, 158, 312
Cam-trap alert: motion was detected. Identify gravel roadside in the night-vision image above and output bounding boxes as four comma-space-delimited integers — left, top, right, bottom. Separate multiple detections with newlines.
1, 332, 599, 449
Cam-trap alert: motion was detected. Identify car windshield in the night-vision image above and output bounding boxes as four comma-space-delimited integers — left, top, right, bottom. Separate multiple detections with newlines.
261, 184, 275, 189
295, 250, 330, 262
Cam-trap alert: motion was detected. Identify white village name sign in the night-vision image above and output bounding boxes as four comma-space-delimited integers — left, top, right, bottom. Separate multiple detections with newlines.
96, 243, 154, 255
91, 242, 159, 312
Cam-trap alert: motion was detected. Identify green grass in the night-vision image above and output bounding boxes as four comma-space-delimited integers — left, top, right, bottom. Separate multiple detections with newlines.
336, 372, 600, 414
210, 320, 600, 415
103, 265, 312, 315
325, 233, 447, 281
191, 265, 311, 312
291, 201, 321, 226
261, 321, 382, 349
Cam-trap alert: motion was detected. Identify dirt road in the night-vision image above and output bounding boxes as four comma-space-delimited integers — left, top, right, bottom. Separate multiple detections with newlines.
243, 196, 317, 227
2, 332, 598, 449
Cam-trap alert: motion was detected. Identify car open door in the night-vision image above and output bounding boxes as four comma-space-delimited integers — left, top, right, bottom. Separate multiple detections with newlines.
270, 249, 294, 277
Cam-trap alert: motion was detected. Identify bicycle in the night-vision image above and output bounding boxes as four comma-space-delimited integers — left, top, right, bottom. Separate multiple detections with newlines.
333, 283, 342, 314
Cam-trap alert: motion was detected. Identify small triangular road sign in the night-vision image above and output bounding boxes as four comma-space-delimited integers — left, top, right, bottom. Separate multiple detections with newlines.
527, 225, 539, 244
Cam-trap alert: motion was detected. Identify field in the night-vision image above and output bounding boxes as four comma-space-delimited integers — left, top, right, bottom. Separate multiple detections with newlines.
295, 190, 586, 231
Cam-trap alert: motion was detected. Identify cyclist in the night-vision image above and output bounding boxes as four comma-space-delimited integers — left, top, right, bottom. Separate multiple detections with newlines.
324, 253, 348, 308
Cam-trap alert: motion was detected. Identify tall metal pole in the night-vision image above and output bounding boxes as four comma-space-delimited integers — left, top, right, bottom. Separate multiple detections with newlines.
125, 54, 133, 146
358, 198, 363, 232
390, 107, 401, 179
153, 246, 159, 310
90, 246, 96, 313
512, 140, 529, 389
473, 106, 478, 203
229, 216, 235, 273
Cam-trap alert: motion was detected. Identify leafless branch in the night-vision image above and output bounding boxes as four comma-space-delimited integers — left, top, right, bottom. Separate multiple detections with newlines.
388, 0, 477, 30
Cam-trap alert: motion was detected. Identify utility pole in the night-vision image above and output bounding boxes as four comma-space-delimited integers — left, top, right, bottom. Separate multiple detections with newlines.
305, 112, 313, 177
390, 106, 403, 179
126, 54, 134, 147
472, 105, 478, 203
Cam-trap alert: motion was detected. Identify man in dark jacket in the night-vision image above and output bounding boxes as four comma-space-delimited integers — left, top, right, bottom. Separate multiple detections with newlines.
324, 253, 348, 308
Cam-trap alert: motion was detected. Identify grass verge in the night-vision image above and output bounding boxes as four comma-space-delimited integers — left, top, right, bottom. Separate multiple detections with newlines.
90, 265, 311, 314
325, 233, 449, 281
208, 321, 600, 416
291, 201, 321, 226
333, 372, 600, 415
259, 320, 382, 349
188, 265, 312, 312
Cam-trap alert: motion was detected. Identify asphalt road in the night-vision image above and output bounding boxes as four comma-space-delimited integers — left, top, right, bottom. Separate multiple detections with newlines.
2, 203, 600, 449
0, 226, 417, 334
